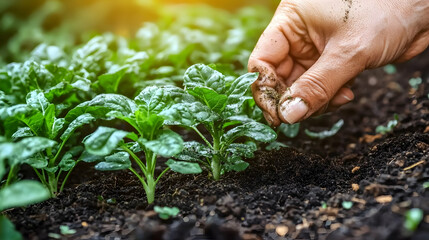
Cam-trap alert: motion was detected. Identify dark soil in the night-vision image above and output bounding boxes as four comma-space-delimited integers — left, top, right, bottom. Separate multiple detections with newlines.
8, 51, 429, 240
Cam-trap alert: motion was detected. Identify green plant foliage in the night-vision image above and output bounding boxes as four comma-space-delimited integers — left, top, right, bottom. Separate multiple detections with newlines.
161, 64, 276, 180
408, 77, 422, 90
342, 201, 353, 210
383, 64, 397, 75
305, 119, 344, 140
404, 208, 423, 232
0, 216, 23, 240
278, 123, 300, 138
80, 87, 202, 203
154, 206, 180, 220
376, 114, 399, 134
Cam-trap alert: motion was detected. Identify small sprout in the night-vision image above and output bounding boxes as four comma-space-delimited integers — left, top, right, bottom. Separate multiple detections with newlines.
305, 119, 344, 140
423, 182, 429, 189
97, 195, 104, 201
265, 141, 288, 151
107, 198, 117, 204
383, 64, 397, 75
154, 206, 180, 220
321, 201, 327, 209
48, 233, 61, 239
404, 208, 423, 232
342, 201, 353, 210
278, 123, 300, 138
60, 225, 77, 235
408, 77, 422, 90
376, 114, 399, 134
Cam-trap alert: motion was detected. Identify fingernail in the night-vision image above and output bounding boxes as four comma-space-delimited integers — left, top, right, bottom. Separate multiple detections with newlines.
342, 93, 352, 101
280, 98, 309, 124
263, 112, 274, 126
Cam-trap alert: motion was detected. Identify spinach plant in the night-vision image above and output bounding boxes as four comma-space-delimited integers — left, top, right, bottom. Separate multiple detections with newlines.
0, 90, 95, 196
74, 87, 202, 204
160, 64, 276, 180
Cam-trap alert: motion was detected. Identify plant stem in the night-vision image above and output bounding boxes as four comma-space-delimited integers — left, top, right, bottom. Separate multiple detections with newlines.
59, 161, 80, 193
121, 145, 147, 176
192, 127, 213, 148
155, 167, 170, 184
145, 174, 156, 204
51, 140, 66, 166
211, 132, 221, 181
33, 168, 48, 187
47, 172, 57, 197
5, 165, 18, 187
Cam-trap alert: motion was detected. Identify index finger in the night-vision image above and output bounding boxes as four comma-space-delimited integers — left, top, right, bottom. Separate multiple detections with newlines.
248, 19, 292, 126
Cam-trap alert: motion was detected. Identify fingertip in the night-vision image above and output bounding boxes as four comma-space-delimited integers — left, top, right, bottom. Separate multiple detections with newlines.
330, 87, 354, 107
278, 97, 309, 124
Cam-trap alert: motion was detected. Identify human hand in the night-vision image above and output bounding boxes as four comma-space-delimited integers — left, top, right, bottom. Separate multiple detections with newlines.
249, 0, 429, 126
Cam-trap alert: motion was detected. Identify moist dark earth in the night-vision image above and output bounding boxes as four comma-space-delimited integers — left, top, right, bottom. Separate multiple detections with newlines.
7, 52, 429, 240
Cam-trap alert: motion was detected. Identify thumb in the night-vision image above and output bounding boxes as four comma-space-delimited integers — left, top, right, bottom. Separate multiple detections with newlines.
277, 50, 364, 124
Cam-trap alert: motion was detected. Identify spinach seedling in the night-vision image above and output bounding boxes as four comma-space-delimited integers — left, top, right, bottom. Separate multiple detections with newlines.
0, 90, 96, 196
160, 64, 276, 180
305, 119, 344, 140
404, 208, 423, 232
408, 77, 422, 90
154, 206, 180, 220
74, 87, 202, 203
376, 114, 398, 134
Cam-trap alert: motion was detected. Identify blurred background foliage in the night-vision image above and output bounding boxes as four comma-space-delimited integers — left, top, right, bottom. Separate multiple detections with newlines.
0, 0, 279, 64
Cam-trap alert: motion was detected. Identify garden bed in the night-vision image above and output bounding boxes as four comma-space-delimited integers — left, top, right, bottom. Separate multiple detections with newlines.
7, 52, 429, 239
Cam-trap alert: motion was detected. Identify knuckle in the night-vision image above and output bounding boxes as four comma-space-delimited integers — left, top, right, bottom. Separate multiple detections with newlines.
298, 71, 332, 107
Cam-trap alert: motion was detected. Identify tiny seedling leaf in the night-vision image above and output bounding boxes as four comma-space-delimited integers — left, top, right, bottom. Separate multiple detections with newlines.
305, 119, 344, 139
154, 206, 180, 220
166, 159, 202, 174
404, 208, 423, 232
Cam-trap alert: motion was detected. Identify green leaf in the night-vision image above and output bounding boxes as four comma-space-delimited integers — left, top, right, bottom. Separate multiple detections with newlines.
376, 115, 399, 134
342, 201, 353, 209
84, 127, 130, 156
188, 87, 228, 113
0, 216, 23, 240
141, 130, 183, 157
17, 137, 57, 160
2, 105, 45, 136
409, 77, 422, 90
183, 64, 225, 93
305, 119, 344, 139
265, 141, 289, 151
61, 113, 95, 141
404, 208, 423, 232
134, 86, 171, 114
58, 153, 76, 171
383, 64, 397, 75
11, 127, 34, 140
166, 159, 202, 174
175, 141, 213, 162
65, 94, 136, 122
98, 66, 128, 93
95, 152, 131, 171
60, 225, 76, 235
226, 142, 257, 158
225, 72, 258, 102
225, 160, 249, 172
154, 206, 180, 220
78, 150, 105, 163
160, 102, 218, 127
278, 123, 300, 138
0, 180, 50, 211
223, 122, 277, 144
26, 90, 50, 115
24, 155, 48, 169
